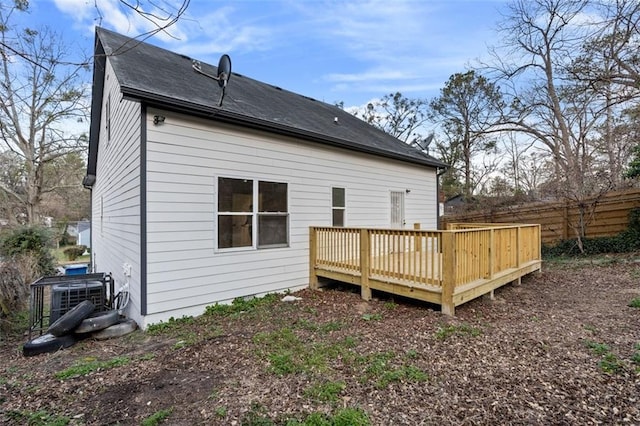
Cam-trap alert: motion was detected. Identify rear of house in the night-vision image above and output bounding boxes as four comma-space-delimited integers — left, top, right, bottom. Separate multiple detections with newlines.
85, 28, 447, 329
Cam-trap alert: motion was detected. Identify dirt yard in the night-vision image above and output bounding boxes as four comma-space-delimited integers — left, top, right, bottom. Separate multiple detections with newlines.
1, 254, 639, 425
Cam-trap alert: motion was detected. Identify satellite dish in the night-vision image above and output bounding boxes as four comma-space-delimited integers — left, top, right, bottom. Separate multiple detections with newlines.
411, 133, 434, 152
216, 54, 231, 88
192, 54, 232, 107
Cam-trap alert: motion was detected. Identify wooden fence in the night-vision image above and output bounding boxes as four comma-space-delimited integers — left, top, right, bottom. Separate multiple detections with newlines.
442, 188, 640, 244
309, 223, 542, 315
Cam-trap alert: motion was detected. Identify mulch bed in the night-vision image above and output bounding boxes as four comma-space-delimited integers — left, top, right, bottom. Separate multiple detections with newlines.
1, 255, 639, 425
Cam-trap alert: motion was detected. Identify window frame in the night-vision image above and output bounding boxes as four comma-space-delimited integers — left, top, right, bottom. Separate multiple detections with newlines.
332, 187, 346, 227
106, 93, 111, 143
216, 177, 289, 251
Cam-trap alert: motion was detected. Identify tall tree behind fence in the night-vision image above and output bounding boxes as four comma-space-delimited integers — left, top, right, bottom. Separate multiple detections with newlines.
442, 189, 640, 245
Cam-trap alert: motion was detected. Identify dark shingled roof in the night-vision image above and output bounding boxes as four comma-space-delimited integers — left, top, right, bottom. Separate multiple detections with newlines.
85, 28, 446, 184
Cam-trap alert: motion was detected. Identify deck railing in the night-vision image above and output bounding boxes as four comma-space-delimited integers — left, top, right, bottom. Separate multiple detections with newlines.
309, 223, 541, 315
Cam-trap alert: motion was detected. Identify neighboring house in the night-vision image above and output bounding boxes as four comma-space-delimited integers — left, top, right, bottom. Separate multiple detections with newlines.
77, 221, 91, 248
84, 28, 448, 328
66, 223, 79, 240
444, 194, 466, 213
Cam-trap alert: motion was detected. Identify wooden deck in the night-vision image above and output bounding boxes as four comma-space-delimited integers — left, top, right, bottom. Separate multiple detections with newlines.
309, 223, 542, 315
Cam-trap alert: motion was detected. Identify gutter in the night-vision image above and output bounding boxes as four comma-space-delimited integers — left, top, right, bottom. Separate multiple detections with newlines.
436, 166, 449, 230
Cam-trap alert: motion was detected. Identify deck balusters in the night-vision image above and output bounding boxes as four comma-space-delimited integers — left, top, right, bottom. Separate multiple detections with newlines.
309, 223, 541, 316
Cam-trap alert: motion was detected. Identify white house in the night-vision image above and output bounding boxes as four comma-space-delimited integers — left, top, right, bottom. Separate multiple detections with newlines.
77, 220, 91, 248
84, 28, 447, 329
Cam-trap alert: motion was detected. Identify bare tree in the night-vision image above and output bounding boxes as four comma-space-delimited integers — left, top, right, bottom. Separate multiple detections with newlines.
492, 1, 611, 184
486, 0, 615, 247
569, 0, 640, 187
40, 152, 91, 221
106, 0, 191, 39
469, 155, 502, 197
353, 92, 431, 145
513, 150, 555, 199
583, 0, 640, 90
0, 150, 25, 224
0, 2, 89, 224
499, 133, 538, 196
621, 104, 640, 179
0, 1, 191, 68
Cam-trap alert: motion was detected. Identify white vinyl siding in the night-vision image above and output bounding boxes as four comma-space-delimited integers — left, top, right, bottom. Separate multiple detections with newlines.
142, 107, 438, 325
91, 60, 143, 325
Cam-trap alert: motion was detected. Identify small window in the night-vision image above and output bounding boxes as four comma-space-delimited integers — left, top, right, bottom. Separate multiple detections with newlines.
332, 187, 345, 227
216, 178, 289, 249
100, 196, 104, 237
106, 94, 111, 142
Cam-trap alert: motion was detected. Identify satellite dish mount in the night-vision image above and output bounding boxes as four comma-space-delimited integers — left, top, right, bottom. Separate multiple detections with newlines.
192, 54, 232, 107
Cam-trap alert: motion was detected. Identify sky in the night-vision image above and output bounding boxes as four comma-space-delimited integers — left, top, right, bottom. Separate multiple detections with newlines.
23, 0, 509, 109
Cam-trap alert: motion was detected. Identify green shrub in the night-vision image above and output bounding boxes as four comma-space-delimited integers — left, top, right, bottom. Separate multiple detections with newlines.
58, 231, 75, 247
0, 227, 55, 334
63, 245, 86, 261
628, 208, 640, 232
542, 221, 640, 257
0, 226, 55, 276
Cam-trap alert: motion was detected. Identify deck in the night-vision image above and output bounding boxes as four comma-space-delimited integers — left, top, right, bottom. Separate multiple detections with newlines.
309, 223, 542, 315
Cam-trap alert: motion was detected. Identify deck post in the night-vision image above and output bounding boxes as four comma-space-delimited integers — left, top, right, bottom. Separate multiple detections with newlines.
360, 228, 372, 301
309, 227, 318, 290
488, 229, 494, 279
537, 225, 542, 273
516, 225, 522, 267
413, 223, 421, 252
441, 231, 456, 316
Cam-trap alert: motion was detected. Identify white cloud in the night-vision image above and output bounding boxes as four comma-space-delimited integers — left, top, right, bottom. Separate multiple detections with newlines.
325, 70, 415, 83
168, 7, 274, 59
53, 1, 275, 63
53, 0, 190, 41
52, 0, 94, 21
288, 0, 498, 98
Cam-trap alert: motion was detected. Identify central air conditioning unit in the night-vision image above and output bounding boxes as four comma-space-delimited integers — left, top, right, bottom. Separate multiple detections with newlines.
50, 280, 106, 325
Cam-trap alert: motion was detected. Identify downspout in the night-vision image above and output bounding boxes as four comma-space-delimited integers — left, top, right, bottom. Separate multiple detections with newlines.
436, 166, 448, 230
82, 175, 96, 271
140, 105, 148, 316
88, 189, 93, 272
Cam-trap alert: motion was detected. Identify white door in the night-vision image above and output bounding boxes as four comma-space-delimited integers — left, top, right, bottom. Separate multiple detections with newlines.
390, 191, 405, 228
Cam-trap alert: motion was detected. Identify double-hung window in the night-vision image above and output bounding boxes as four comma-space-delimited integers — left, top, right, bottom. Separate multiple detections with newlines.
217, 177, 288, 249
332, 187, 345, 227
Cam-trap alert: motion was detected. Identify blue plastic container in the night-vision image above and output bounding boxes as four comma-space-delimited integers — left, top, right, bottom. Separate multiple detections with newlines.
64, 264, 89, 275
